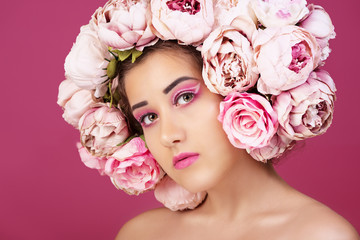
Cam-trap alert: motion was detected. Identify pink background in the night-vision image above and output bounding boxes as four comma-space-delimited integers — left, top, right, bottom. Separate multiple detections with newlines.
1, 0, 359, 239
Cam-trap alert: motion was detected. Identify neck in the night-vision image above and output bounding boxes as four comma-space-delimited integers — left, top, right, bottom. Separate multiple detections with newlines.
198, 153, 291, 220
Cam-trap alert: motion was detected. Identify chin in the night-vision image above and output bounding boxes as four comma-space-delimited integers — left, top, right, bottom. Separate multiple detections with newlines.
176, 167, 224, 193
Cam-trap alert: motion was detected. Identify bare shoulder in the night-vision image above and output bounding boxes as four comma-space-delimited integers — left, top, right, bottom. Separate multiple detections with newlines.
288, 198, 359, 240
115, 207, 178, 240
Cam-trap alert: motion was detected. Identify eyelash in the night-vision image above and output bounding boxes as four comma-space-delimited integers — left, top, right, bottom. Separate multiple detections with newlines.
172, 84, 200, 105
173, 91, 195, 106
138, 90, 197, 127
139, 112, 157, 127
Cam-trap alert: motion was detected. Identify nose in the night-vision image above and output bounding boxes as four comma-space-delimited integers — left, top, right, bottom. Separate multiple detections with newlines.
160, 114, 186, 147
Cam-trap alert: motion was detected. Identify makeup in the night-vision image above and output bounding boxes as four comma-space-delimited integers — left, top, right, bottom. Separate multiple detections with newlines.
134, 81, 201, 127
131, 100, 148, 111
135, 110, 158, 127
163, 76, 196, 94
173, 152, 199, 170
171, 82, 201, 106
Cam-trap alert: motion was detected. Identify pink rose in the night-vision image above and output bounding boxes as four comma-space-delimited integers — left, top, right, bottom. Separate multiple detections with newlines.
298, 4, 335, 62
92, 0, 158, 51
201, 17, 258, 96
254, 25, 321, 95
64, 25, 113, 97
150, 0, 214, 45
218, 92, 278, 149
77, 142, 107, 175
248, 133, 294, 162
273, 69, 336, 140
57, 79, 95, 128
105, 137, 163, 195
213, 0, 257, 28
79, 105, 130, 156
154, 175, 207, 211
250, 0, 309, 27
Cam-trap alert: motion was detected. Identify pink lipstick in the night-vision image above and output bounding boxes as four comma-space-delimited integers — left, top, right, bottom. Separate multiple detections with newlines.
173, 152, 199, 170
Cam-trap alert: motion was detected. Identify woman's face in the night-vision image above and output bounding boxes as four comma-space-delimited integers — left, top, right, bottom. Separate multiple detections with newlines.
124, 51, 246, 193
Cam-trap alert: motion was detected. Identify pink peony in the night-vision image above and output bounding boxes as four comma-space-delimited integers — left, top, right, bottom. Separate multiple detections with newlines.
273, 69, 336, 140
77, 142, 108, 175
57, 79, 95, 128
105, 137, 163, 195
298, 4, 335, 62
92, 0, 158, 51
250, 0, 309, 27
213, 0, 257, 28
254, 25, 320, 95
154, 175, 207, 211
79, 105, 130, 156
248, 133, 294, 162
150, 0, 214, 45
201, 17, 258, 96
218, 92, 278, 149
64, 25, 113, 97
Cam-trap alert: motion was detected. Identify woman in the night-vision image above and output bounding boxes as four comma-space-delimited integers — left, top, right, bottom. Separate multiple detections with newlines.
58, 0, 359, 239
115, 40, 358, 240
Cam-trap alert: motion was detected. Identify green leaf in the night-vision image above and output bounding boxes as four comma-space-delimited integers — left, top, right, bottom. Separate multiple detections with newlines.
112, 49, 122, 56
108, 80, 114, 108
118, 50, 133, 61
117, 135, 136, 147
116, 134, 148, 148
106, 59, 118, 79
139, 135, 148, 148
108, 47, 143, 63
112, 90, 121, 106
131, 49, 143, 63
103, 92, 111, 103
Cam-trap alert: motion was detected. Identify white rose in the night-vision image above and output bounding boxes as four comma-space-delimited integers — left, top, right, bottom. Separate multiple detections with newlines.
57, 79, 95, 128
250, 0, 309, 27
213, 0, 257, 28
298, 4, 336, 62
64, 24, 112, 96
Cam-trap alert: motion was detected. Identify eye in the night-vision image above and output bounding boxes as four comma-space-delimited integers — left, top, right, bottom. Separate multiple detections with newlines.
176, 92, 194, 106
140, 113, 158, 126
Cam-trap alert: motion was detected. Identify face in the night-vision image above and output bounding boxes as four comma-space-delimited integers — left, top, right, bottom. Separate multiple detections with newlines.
124, 51, 245, 193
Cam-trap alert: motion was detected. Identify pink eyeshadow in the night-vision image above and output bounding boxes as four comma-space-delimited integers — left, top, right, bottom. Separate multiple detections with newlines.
171, 82, 201, 105
133, 110, 152, 123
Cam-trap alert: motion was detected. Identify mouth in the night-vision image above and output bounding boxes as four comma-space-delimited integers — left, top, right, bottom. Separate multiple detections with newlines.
173, 152, 199, 170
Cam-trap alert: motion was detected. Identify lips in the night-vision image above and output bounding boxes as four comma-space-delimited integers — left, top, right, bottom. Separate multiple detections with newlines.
173, 152, 199, 170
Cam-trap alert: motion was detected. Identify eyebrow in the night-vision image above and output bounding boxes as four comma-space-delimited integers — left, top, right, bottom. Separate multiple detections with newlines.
163, 76, 196, 94
131, 100, 148, 112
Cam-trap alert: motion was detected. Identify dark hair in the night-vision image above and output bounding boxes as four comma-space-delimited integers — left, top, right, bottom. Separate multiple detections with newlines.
116, 40, 203, 136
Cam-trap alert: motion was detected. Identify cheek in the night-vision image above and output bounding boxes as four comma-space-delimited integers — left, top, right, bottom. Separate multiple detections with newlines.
143, 131, 172, 171
143, 130, 159, 156
188, 94, 223, 133
195, 95, 242, 158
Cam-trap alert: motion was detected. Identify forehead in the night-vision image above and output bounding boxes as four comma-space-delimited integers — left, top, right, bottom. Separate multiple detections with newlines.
124, 51, 202, 103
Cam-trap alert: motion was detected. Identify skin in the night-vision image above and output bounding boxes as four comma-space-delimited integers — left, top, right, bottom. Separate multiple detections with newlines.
116, 50, 359, 240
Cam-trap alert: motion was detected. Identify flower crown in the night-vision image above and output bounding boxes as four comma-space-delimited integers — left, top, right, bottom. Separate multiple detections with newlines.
58, 0, 336, 211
